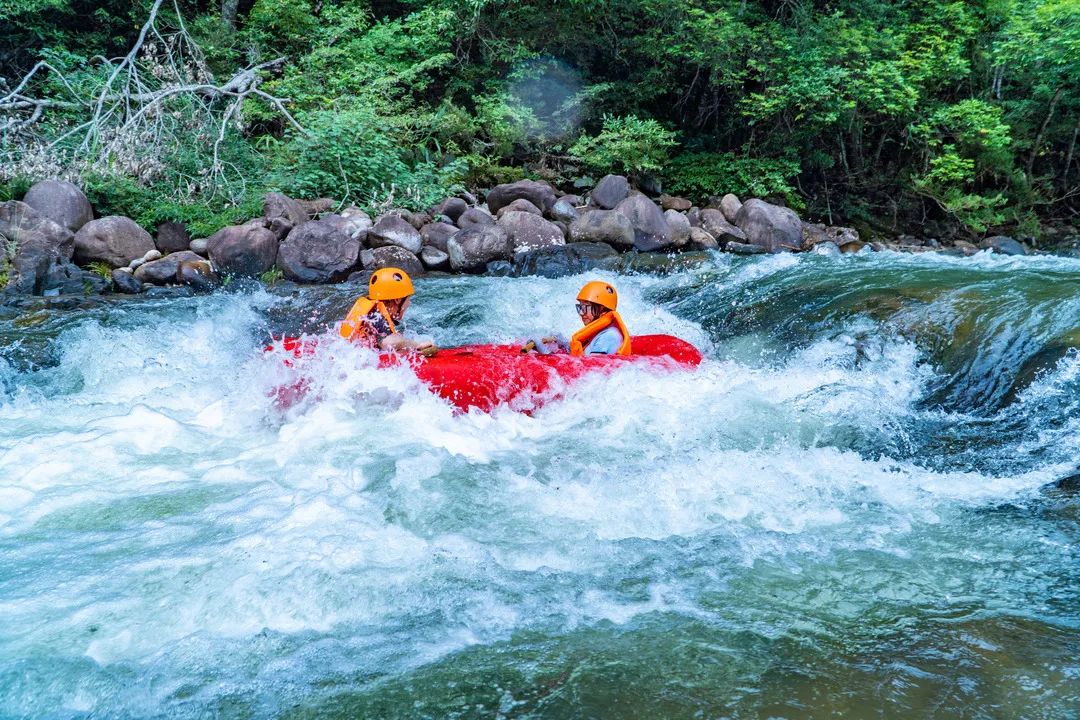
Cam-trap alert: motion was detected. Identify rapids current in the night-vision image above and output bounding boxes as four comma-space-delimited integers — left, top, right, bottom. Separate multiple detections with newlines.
0, 250, 1077, 718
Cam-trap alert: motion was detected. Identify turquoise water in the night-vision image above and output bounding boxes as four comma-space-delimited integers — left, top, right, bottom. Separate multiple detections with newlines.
1, 250, 1077, 718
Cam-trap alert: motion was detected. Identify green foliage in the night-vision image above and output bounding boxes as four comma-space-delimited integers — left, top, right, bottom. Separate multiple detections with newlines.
260, 266, 284, 286
87, 262, 113, 281
666, 152, 802, 204
569, 115, 678, 175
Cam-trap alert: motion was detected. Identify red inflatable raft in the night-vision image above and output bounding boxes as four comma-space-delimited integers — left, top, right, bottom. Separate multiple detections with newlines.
268, 334, 702, 413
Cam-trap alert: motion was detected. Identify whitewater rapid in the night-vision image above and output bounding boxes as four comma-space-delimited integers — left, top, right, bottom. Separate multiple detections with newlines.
1, 250, 1077, 717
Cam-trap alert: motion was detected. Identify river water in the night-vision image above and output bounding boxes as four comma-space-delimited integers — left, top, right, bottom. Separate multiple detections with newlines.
1, 250, 1077, 718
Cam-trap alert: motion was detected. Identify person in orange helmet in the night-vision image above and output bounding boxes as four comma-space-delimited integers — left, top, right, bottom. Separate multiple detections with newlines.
525, 280, 632, 356
339, 267, 436, 354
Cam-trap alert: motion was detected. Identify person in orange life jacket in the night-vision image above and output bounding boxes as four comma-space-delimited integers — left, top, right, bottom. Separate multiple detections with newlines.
339, 267, 436, 354
524, 280, 632, 356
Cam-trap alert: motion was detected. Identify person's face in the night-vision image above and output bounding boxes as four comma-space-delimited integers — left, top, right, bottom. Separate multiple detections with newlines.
389, 296, 411, 321
576, 301, 600, 324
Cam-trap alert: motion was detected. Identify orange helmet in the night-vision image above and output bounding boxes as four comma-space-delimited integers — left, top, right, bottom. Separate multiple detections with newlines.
368, 267, 414, 300
577, 280, 618, 311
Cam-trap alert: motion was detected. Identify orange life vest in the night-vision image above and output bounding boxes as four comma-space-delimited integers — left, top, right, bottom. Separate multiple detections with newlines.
569, 310, 632, 356
339, 296, 397, 346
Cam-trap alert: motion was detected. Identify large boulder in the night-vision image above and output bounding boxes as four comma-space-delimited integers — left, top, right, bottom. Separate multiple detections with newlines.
40, 262, 108, 296
134, 250, 205, 285
177, 259, 220, 292
734, 199, 804, 253
420, 222, 458, 252
277, 217, 362, 283
589, 174, 629, 209
486, 180, 557, 214
206, 222, 279, 276
419, 245, 450, 270
22, 180, 93, 234
549, 198, 579, 223
982, 235, 1028, 256
457, 207, 495, 230
664, 209, 691, 247
111, 268, 143, 294
700, 209, 747, 246
368, 215, 423, 254
447, 226, 512, 272
495, 198, 543, 218
513, 242, 619, 278
660, 195, 692, 212
688, 227, 719, 250
263, 192, 309, 240
0, 201, 75, 294
432, 197, 468, 223
614, 194, 673, 251
801, 223, 860, 251
73, 216, 154, 268
155, 221, 191, 254
359, 245, 423, 276
720, 194, 742, 223
497, 211, 565, 254
568, 209, 636, 249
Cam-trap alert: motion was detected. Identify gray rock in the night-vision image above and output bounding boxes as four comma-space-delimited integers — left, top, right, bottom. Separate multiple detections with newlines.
22, 180, 93, 233
720, 193, 742, 223
74, 216, 154, 268
177, 259, 220, 291
420, 222, 459, 252
485, 260, 515, 276
590, 174, 629, 209
726, 241, 768, 255
802, 222, 860, 250
377, 208, 426, 230
134, 250, 205, 285
0, 201, 74, 295
688, 227, 719, 250
447, 226, 512, 271
368, 215, 423, 254
278, 217, 362, 283
614, 194, 673, 251
144, 285, 196, 299
549, 198, 579, 223
982, 235, 1028, 256
734, 199, 804, 253
558, 194, 584, 208
334, 209, 373, 241
359, 245, 423, 276
111, 268, 143, 294
497, 210, 565, 253
700, 209, 747, 246
568, 209, 636, 248
206, 222, 279, 276
664, 209, 691, 247
686, 208, 702, 228
420, 245, 450, 270
41, 262, 107, 295
495, 198, 542, 218
189, 238, 209, 256
155, 221, 191, 254
456, 207, 495, 230
660, 194, 692, 211
433, 197, 468, 223
512, 242, 619, 278
486, 180, 557, 214
263, 192, 309, 240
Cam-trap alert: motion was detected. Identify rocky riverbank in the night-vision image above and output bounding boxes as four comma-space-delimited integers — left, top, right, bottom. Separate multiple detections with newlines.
0, 175, 1038, 300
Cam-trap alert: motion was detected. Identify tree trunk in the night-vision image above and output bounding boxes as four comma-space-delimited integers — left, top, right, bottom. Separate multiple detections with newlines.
1063, 117, 1079, 186
1027, 86, 1064, 179
222, 0, 239, 29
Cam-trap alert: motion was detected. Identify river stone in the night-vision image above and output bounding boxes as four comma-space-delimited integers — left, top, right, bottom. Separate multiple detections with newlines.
40, 262, 107, 296
495, 198, 543, 218
726, 241, 768, 255
111, 268, 143, 294
263, 192, 308, 239
590, 174, 629, 209
660, 195, 692, 212
134, 250, 204, 285
701, 209, 747, 246
614, 194, 673, 251
512, 242, 619, 278
0, 201, 74, 295
432, 197, 468, 223
734, 199, 804, 253
22, 180, 93, 234
359, 245, 423, 276
207, 222, 279, 276
377, 208, 425, 231
568, 209, 636, 248
549, 198, 579, 224
177, 259, 220, 291
420, 245, 451, 270
982, 235, 1028, 256
686, 207, 701, 228
457, 207, 495, 230
720, 193, 742, 223
497, 211, 565, 254
155, 221, 191, 254
278, 217, 361, 283
367, 216, 422, 254
486, 180, 557, 214
419, 222, 458, 252
74, 216, 154, 268
688, 227, 719, 250
559, 194, 584, 208
189, 238, 209, 256
447, 226, 512, 272
664, 209, 691, 247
